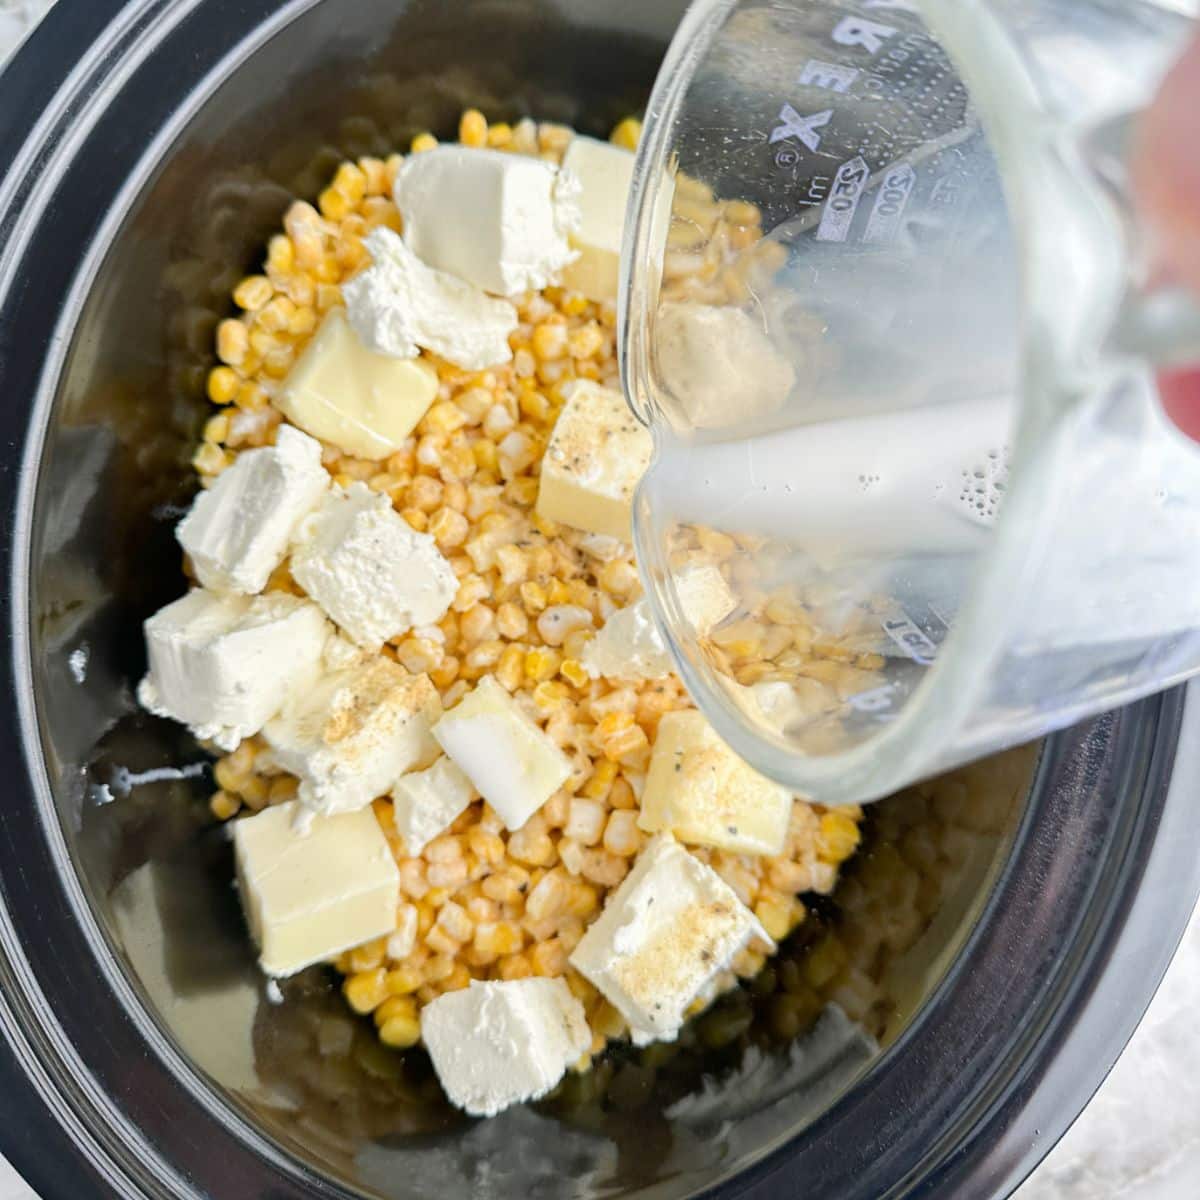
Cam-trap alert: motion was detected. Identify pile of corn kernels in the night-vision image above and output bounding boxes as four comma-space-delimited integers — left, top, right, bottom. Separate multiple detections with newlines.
195, 109, 864, 1059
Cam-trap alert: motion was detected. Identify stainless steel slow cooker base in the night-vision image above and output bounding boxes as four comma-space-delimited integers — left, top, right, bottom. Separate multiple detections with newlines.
2, 2, 1198, 1198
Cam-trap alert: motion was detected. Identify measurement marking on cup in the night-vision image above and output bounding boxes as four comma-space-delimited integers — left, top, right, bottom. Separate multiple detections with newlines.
882, 614, 938, 665
769, 103, 832, 152
816, 154, 869, 242
797, 60, 859, 93
847, 682, 899, 721
864, 163, 915, 241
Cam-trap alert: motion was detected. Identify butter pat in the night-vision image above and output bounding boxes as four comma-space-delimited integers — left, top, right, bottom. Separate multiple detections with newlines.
291, 483, 456, 647
137, 589, 328, 751
391, 756, 478, 855
569, 835, 769, 1044
656, 303, 795, 431
343, 228, 518, 371
536, 380, 653, 540
560, 136, 635, 302
421, 978, 589, 1116
277, 308, 438, 460
639, 710, 791, 855
262, 658, 441, 817
583, 564, 736, 681
234, 801, 400, 977
177, 426, 328, 595
395, 146, 580, 296
434, 676, 572, 831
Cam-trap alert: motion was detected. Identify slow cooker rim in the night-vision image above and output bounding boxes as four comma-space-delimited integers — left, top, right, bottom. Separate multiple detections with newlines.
1, 4, 1198, 1200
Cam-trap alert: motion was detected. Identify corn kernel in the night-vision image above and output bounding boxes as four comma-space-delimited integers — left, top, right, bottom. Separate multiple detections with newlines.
486, 121, 513, 149
343, 968, 388, 1014
209, 790, 240, 820
206, 366, 240, 405
755, 894, 796, 943
524, 647, 561, 684
411, 131, 438, 154
495, 644, 525, 692
610, 117, 642, 150
384, 965, 423, 996
582, 759, 618, 800
233, 274, 273, 311
459, 108, 489, 148
374, 995, 418, 1027
818, 811, 862, 863
378, 1012, 422, 1049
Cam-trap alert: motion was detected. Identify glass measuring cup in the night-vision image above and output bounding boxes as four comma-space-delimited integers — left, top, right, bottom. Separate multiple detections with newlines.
620, 0, 1200, 804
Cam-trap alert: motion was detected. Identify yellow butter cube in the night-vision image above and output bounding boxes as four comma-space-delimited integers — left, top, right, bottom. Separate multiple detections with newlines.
277, 308, 437, 461
638, 710, 791, 855
536, 380, 653, 540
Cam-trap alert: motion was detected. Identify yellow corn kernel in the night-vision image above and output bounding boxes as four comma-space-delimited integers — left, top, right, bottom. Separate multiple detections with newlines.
486, 121, 513, 148
755, 894, 796, 943
423, 401, 468, 437
203, 412, 230, 445
209, 790, 240, 820
332, 161, 367, 205
582, 759, 618, 800
317, 185, 352, 221
373, 995, 417, 1027
531, 321, 567, 361
530, 938, 568, 978
473, 440, 499, 473
459, 108, 488, 148
384, 965, 423, 996
498, 953, 534, 981
206, 366, 239, 405
474, 921, 523, 957
343, 968, 388, 1014
411, 131, 438, 154
348, 937, 386, 973
216, 319, 249, 367
495, 644, 525, 692
266, 234, 295, 274
532, 679, 569, 713
378, 1012, 421, 1049
316, 283, 341, 312
233, 274, 273, 311
818, 811, 862, 863
804, 934, 848, 989
610, 117, 642, 150
524, 647, 561, 684
561, 292, 589, 317
235, 380, 268, 411
288, 305, 317, 337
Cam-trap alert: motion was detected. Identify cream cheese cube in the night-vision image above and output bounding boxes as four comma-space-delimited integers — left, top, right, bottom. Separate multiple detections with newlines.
433, 676, 572, 831
394, 146, 580, 296
137, 589, 328, 751
536, 380, 653, 540
291, 483, 457, 647
583, 564, 736, 681
656, 303, 796, 431
277, 308, 438, 460
638, 710, 791, 856
569, 835, 770, 1044
560, 136, 635, 302
343, 228, 518, 371
391, 756, 478, 855
177, 425, 328, 595
262, 658, 441, 817
421, 978, 590, 1116
234, 801, 400, 977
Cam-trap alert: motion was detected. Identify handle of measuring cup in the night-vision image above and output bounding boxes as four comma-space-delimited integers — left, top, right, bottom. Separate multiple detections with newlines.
1084, 109, 1200, 371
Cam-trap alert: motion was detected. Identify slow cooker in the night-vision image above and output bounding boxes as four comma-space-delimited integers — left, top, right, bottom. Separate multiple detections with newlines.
1, 2, 1199, 1197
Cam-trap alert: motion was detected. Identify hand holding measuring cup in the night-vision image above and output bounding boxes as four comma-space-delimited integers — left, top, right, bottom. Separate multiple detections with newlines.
1138, 27, 1200, 440
620, 0, 1200, 806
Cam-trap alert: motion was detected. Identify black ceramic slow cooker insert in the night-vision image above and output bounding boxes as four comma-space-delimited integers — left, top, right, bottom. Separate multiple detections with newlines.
1, 2, 1199, 1198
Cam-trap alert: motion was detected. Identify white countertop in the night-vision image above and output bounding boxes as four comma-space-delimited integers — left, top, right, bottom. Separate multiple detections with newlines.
2, 2, 1198, 1197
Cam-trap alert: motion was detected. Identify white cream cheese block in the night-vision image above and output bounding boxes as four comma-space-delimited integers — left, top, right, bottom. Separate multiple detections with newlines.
290, 482, 457, 648
569, 834, 770, 1044
137, 588, 328, 751
394, 145, 580, 296
176, 425, 328, 595
420, 977, 589, 1116
262, 657, 441, 817
343, 227, 518, 371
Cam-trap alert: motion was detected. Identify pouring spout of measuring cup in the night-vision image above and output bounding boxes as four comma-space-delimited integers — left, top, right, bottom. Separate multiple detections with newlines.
619, 0, 1200, 807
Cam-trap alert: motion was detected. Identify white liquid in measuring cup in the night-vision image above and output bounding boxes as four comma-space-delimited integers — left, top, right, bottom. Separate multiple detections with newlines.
646, 394, 1012, 565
